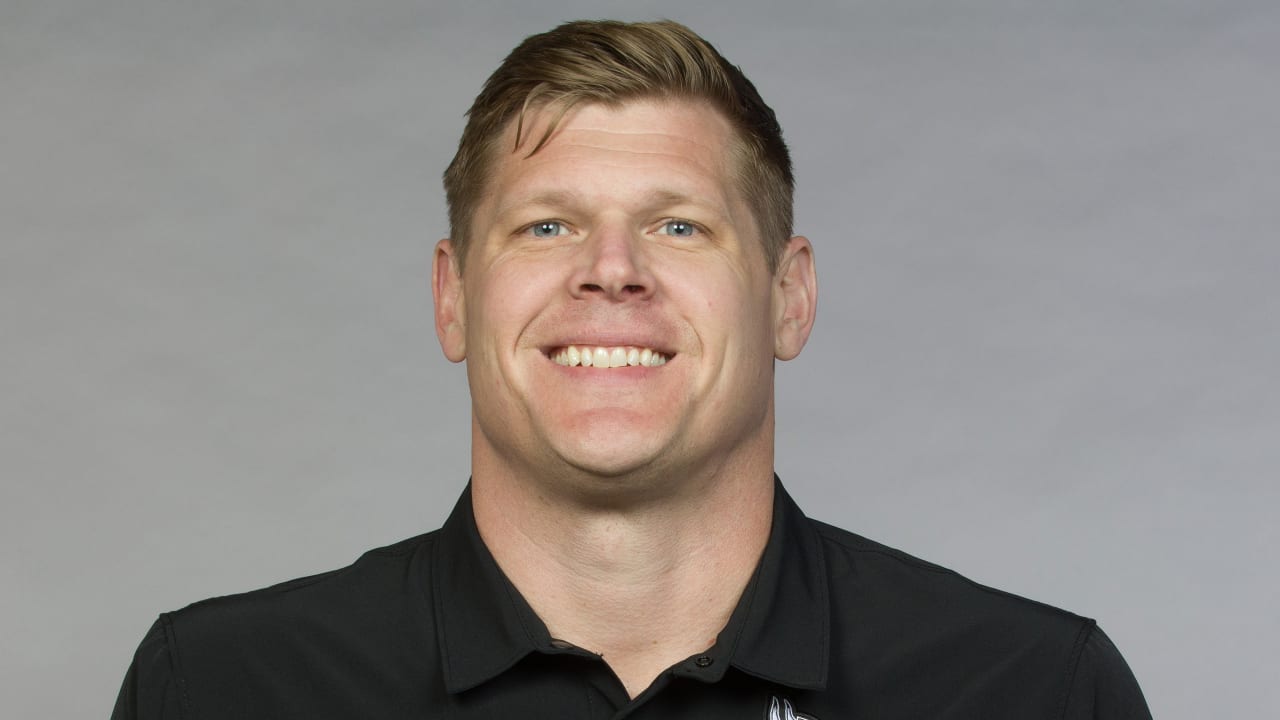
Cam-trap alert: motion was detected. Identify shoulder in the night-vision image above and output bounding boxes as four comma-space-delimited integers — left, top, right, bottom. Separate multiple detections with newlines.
159, 533, 444, 709
166, 531, 439, 641
115, 532, 445, 719
812, 518, 1090, 635
810, 520, 1117, 715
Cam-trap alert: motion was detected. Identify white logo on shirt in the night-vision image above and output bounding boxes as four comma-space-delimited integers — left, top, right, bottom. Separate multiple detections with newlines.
767, 696, 818, 720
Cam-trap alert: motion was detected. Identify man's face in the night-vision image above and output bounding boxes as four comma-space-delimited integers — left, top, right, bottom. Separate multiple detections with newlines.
434, 98, 814, 493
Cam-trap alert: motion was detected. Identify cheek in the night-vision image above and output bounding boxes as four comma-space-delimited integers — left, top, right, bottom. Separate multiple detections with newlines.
697, 275, 773, 340
664, 253, 758, 307
468, 266, 554, 334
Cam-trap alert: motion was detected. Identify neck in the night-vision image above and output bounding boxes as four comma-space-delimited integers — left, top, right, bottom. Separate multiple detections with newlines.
470, 449, 775, 698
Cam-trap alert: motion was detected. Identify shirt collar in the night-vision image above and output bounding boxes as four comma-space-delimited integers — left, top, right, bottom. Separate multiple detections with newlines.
432, 484, 550, 694
431, 477, 830, 694
718, 477, 830, 690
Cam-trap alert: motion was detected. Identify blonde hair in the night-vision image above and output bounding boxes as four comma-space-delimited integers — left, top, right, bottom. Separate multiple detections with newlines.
443, 19, 794, 271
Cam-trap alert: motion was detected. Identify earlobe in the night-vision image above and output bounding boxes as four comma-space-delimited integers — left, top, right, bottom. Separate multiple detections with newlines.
773, 236, 817, 361
432, 239, 467, 363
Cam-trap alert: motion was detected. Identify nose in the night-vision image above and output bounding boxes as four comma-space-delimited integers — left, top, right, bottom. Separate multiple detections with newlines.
569, 222, 656, 302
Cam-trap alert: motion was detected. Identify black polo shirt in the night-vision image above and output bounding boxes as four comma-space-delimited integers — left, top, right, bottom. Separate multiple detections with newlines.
112, 479, 1150, 719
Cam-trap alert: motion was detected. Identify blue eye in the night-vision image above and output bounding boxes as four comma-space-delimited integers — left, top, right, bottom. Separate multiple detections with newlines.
529, 221, 566, 238
662, 220, 698, 238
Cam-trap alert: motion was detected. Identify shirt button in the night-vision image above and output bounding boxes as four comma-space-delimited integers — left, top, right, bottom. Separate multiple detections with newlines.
694, 655, 714, 668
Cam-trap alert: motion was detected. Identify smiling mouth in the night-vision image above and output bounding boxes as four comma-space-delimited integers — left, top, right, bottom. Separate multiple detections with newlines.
548, 345, 671, 368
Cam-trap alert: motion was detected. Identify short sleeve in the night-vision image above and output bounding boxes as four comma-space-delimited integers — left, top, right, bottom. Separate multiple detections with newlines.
1062, 624, 1152, 720
111, 617, 184, 720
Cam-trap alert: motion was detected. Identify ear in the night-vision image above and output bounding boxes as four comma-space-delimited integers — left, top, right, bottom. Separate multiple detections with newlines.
432, 239, 467, 362
772, 235, 817, 361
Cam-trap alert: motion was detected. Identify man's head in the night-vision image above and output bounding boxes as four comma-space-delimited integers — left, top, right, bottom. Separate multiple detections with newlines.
443, 19, 794, 273
433, 20, 816, 498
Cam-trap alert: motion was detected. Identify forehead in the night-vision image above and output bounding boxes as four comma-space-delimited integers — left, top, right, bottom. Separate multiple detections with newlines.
482, 98, 744, 220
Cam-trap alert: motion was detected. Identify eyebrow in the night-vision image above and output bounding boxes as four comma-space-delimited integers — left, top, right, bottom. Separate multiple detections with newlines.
492, 190, 581, 219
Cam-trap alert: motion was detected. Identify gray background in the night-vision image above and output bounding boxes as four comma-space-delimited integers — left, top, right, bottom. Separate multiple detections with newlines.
3, 1, 1276, 716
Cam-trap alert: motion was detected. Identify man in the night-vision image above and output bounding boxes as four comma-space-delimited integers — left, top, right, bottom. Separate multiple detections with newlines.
113, 20, 1150, 719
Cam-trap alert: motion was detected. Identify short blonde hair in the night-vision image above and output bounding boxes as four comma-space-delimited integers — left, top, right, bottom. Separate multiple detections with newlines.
443, 19, 794, 271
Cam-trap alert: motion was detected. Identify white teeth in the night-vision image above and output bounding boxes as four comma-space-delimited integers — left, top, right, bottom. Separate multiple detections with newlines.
552, 345, 670, 368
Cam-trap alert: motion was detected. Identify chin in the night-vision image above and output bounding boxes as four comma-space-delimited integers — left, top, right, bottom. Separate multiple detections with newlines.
556, 445, 665, 480
539, 413, 671, 471
544, 436, 677, 487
